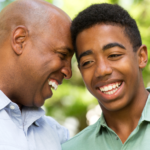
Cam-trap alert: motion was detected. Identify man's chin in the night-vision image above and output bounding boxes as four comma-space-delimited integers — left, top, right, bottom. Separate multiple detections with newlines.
31, 98, 45, 108
32, 91, 53, 107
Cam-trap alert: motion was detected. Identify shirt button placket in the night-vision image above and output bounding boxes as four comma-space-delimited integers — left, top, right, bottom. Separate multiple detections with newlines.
116, 136, 119, 140
10, 105, 15, 110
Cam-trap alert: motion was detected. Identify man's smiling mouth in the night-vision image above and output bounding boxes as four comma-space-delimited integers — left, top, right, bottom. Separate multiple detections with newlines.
48, 80, 58, 90
99, 82, 122, 95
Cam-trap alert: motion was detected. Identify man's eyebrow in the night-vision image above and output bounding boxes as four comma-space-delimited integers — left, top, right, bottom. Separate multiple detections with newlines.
103, 42, 126, 51
78, 50, 93, 63
56, 47, 74, 55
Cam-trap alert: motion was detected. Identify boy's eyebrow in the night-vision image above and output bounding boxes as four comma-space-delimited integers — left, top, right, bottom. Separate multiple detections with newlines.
78, 50, 93, 62
78, 42, 125, 62
103, 42, 126, 51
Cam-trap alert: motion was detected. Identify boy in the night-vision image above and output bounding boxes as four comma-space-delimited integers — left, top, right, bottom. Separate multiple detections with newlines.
62, 3, 149, 150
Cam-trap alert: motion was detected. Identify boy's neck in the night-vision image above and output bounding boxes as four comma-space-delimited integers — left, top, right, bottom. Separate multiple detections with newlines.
101, 84, 149, 144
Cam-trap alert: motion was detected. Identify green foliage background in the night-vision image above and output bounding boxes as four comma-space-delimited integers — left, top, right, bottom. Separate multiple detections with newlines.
0, 0, 150, 134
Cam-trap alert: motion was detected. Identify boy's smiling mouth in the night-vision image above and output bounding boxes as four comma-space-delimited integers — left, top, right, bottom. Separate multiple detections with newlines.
98, 81, 122, 95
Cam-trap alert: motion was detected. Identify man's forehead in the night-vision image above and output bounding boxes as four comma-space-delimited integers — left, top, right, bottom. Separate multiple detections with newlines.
45, 2, 71, 24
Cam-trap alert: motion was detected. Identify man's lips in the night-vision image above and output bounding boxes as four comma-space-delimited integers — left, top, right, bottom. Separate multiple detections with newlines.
48, 79, 60, 91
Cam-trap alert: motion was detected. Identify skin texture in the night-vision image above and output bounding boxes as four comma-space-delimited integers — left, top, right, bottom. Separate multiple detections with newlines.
0, 0, 74, 109
76, 24, 149, 143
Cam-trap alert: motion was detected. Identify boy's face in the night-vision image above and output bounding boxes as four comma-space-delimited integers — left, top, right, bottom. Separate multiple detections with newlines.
76, 24, 146, 112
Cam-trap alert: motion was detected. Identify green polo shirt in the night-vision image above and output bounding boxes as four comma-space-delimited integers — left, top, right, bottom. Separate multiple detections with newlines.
62, 87, 150, 150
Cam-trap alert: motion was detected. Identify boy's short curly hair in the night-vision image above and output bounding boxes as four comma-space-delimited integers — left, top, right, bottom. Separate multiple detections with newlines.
71, 3, 142, 57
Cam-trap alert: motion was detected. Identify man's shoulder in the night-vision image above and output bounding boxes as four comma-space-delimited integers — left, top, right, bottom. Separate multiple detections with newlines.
40, 115, 69, 144
41, 115, 62, 127
62, 118, 100, 150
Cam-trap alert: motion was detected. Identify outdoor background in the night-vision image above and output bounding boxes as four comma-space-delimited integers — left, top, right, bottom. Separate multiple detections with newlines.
0, 0, 150, 137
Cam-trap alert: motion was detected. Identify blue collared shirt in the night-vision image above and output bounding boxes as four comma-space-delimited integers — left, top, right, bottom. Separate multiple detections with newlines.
0, 90, 69, 150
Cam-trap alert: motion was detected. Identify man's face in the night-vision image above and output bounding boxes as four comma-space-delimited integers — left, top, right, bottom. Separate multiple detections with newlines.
20, 16, 74, 107
76, 24, 141, 112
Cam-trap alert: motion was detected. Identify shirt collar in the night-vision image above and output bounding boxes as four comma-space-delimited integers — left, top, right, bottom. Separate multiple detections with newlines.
96, 113, 107, 136
0, 90, 11, 110
140, 87, 150, 123
0, 90, 45, 127
34, 121, 40, 127
22, 106, 45, 127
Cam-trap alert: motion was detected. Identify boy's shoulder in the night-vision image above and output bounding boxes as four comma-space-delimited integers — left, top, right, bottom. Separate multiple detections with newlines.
62, 118, 101, 150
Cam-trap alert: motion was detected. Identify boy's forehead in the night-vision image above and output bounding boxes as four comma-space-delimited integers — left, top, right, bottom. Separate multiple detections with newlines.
76, 24, 131, 52
77, 23, 126, 39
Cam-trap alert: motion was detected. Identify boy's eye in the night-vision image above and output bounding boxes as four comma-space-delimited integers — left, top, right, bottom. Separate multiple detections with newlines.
109, 54, 122, 58
82, 61, 93, 67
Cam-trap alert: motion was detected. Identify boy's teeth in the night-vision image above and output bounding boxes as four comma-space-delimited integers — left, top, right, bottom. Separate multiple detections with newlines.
99, 82, 122, 94
108, 85, 112, 90
104, 88, 118, 95
48, 81, 58, 90
116, 83, 119, 87
113, 84, 116, 88
104, 86, 108, 91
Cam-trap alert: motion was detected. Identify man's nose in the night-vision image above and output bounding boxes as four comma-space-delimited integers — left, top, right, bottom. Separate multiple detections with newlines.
94, 59, 112, 78
61, 59, 72, 79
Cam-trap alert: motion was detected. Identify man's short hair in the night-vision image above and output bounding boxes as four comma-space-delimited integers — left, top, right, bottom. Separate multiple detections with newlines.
71, 3, 142, 58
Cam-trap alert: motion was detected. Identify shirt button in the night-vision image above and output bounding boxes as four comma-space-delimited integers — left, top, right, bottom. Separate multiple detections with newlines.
10, 105, 15, 110
116, 136, 119, 140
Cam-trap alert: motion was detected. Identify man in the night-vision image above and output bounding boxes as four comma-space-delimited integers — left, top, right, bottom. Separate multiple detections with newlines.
62, 3, 149, 150
0, 0, 73, 149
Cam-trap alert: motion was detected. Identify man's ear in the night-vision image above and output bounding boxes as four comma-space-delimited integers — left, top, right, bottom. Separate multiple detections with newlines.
137, 45, 148, 69
11, 25, 28, 55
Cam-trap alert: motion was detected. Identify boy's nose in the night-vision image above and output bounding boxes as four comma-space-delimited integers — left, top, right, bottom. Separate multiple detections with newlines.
94, 59, 112, 78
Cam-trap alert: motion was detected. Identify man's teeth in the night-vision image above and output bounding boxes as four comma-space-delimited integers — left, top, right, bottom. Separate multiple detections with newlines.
99, 82, 122, 94
48, 81, 58, 90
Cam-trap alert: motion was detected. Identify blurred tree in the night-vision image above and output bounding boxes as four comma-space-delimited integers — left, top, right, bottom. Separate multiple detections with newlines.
128, 0, 150, 86
0, 0, 14, 11
110, 0, 119, 4
46, 0, 53, 3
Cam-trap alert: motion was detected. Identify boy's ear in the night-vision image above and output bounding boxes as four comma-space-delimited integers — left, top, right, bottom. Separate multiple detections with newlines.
138, 45, 148, 69
11, 25, 28, 55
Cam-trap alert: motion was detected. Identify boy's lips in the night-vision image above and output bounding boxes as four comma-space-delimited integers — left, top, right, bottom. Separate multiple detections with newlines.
99, 81, 122, 94
96, 81, 124, 100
